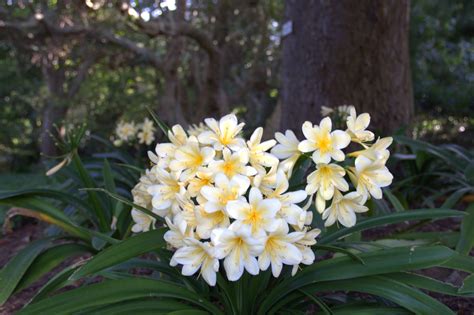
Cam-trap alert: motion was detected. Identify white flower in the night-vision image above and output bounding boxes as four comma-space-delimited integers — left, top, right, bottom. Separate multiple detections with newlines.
141, 117, 155, 133
298, 117, 351, 164
198, 114, 246, 151
258, 220, 304, 277
171, 238, 219, 286
346, 107, 374, 143
266, 170, 308, 228
212, 224, 264, 281
168, 124, 188, 146
358, 137, 393, 163
194, 205, 230, 239
208, 148, 257, 178
253, 165, 279, 195
187, 122, 209, 137
291, 228, 321, 275
271, 130, 301, 177
200, 173, 250, 213
169, 136, 215, 181
352, 155, 393, 201
246, 127, 278, 168
320, 106, 334, 117
226, 187, 281, 234
137, 129, 155, 145
131, 209, 155, 233
187, 170, 213, 197
147, 169, 184, 217
322, 191, 368, 227
164, 217, 193, 248
116, 121, 137, 141
305, 163, 349, 213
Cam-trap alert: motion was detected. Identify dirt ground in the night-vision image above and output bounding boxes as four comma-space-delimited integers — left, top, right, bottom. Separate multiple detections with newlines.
1, 220, 473, 314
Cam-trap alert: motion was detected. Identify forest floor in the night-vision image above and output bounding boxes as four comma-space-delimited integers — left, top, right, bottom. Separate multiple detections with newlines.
1, 220, 473, 314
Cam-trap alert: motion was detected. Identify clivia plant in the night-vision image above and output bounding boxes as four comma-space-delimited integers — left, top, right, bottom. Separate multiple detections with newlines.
0, 108, 473, 314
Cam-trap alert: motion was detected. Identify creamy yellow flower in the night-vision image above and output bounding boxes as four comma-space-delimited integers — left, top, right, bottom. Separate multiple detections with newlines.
358, 137, 393, 163
258, 220, 304, 277
164, 216, 194, 248
346, 107, 374, 143
200, 173, 250, 213
187, 122, 209, 137
322, 190, 368, 227
169, 136, 215, 181
212, 224, 264, 281
187, 170, 213, 197
194, 204, 230, 239
198, 114, 246, 151
226, 187, 281, 234
137, 129, 155, 145
131, 208, 155, 233
116, 121, 137, 141
171, 238, 219, 286
291, 228, 321, 275
247, 127, 278, 168
271, 130, 301, 177
147, 169, 184, 217
352, 155, 393, 201
141, 117, 155, 133
298, 117, 351, 164
306, 163, 349, 213
208, 148, 256, 178
266, 170, 308, 228
168, 124, 188, 146
253, 164, 278, 196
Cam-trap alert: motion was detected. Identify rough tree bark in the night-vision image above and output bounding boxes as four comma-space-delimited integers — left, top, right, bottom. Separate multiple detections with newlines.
280, 0, 413, 136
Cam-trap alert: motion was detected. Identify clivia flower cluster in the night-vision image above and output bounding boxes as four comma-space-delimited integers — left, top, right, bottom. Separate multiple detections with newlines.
114, 118, 156, 146
131, 107, 393, 286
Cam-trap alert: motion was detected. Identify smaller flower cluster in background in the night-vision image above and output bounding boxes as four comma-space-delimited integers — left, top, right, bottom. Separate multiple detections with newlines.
114, 118, 156, 146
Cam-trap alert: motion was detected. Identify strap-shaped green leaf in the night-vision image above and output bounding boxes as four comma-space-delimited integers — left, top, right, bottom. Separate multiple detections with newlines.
18, 278, 222, 315
0, 239, 52, 305
320, 209, 464, 244
258, 245, 455, 314
270, 276, 454, 315
84, 299, 198, 315
456, 203, 474, 255
15, 243, 91, 292
70, 228, 167, 280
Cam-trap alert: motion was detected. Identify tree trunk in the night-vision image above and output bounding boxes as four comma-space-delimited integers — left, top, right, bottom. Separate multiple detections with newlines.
280, 0, 413, 136
40, 102, 67, 158
40, 65, 67, 159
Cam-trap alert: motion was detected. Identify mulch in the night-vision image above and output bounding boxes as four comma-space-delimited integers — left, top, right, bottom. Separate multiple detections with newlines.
1, 220, 473, 314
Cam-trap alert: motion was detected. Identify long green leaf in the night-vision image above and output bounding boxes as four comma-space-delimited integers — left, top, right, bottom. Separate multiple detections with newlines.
18, 278, 222, 314
313, 244, 365, 264
271, 276, 454, 315
456, 203, 474, 255
331, 305, 411, 315
71, 152, 110, 231
0, 239, 52, 305
459, 274, 474, 294
258, 245, 454, 314
384, 272, 469, 296
84, 299, 197, 315
0, 196, 91, 241
319, 209, 464, 244
15, 243, 91, 292
147, 107, 171, 138
70, 228, 166, 280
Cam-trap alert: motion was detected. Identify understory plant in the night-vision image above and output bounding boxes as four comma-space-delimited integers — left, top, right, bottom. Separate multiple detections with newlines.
0, 109, 473, 314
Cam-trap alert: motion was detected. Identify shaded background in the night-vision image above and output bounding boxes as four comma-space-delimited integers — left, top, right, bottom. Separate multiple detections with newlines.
0, 0, 472, 171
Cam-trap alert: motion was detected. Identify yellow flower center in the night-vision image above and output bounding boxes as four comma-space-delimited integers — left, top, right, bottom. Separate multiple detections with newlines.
221, 161, 236, 176
219, 127, 232, 145
316, 134, 332, 153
